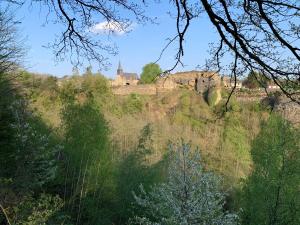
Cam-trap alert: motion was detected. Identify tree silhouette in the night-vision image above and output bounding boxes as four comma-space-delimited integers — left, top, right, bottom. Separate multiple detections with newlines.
168, 0, 300, 104
5, 0, 300, 102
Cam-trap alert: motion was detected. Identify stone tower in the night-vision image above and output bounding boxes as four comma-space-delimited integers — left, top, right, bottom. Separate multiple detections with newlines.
117, 61, 123, 76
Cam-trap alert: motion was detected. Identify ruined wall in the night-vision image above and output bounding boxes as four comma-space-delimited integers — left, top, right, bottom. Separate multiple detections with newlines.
171, 71, 221, 93
112, 71, 221, 95
156, 77, 178, 93
111, 75, 139, 86
112, 84, 157, 95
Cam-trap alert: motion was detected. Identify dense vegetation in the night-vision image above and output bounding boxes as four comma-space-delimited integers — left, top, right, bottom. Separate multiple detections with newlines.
140, 63, 162, 84
0, 71, 299, 225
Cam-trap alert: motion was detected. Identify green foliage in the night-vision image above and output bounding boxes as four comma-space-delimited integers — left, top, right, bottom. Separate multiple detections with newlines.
1, 71, 278, 225
131, 142, 239, 225
0, 97, 60, 191
243, 71, 268, 89
140, 63, 162, 84
61, 95, 109, 179
40, 76, 58, 91
81, 74, 112, 105
207, 87, 218, 106
12, 194, 68, 225
240, 115, 300, 225
123, 93, 144, 114
60, 95, 114, 224
215, 97, 241, 114
283, 80, 300, 91
222, 113, 251, 177
180, 92, 191, 114
116, 124, 159, 222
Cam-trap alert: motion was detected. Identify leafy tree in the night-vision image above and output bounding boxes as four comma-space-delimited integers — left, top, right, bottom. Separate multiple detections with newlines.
0, 96, 60, 191
0, 8, 24, 74
240, 115, 300, 225
81, 74, 110, 97
11, 194, 68, 225
60, 95, 112, 224
140, 63, 162, 84
243, 71, 268, 89
116, 124, 159, 223
131, 142, 239, 225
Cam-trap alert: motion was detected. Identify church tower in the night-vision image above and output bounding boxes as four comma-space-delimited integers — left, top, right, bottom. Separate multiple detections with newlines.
117, 61, 123, 76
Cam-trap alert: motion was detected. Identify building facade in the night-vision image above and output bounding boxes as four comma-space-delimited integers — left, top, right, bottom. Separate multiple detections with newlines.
111, 62, 139, 86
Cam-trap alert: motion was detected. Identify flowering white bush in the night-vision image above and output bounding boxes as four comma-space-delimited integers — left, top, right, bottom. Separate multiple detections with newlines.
131, 142, 239, 225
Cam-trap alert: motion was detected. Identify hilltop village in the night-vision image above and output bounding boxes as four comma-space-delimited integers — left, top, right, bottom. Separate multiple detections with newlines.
110, 62, 280, 96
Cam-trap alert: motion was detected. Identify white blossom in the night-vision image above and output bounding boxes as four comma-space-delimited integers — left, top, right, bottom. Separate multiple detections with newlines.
131, 142, 239, 225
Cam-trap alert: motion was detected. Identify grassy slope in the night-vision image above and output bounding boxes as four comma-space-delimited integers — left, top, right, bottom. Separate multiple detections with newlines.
27, 74, 269, 186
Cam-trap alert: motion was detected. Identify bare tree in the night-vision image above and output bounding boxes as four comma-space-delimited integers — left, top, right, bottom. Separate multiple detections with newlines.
5, 1, 300, 102
167, 0, 300, 104
0, 7, 25, 96
0, 8, 23, 74
5, 0, 152, 68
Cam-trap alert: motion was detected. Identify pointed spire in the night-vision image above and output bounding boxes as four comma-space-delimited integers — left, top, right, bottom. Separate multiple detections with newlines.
117, 60, 123, 75
118, 60, 122, 70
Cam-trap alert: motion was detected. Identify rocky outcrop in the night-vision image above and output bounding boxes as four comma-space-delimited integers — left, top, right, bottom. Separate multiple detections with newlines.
273, 95, 300, 125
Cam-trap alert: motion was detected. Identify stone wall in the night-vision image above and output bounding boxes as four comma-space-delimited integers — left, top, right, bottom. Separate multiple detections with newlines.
112, 71, 221, 95
171, 71, 221, 93
112, 84, 157, 95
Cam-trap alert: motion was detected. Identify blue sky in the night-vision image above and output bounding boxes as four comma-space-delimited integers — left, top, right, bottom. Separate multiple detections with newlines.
13, 1, 218, 78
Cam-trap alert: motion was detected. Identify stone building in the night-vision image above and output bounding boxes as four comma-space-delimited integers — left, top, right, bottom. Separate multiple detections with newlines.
156, 76, 178, 93
168, 71, 221, 93
111, 62, 139, 86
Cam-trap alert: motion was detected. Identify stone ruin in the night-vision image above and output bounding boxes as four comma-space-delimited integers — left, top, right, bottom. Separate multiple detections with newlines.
111, 61, 139, 86
111, 68, 221, 96
166, 71, 221, 93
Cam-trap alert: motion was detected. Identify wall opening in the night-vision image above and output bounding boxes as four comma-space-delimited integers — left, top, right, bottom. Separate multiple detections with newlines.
195, 78, 198, 91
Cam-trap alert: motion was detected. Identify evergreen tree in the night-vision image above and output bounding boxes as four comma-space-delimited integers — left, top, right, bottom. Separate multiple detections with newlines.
240, 115, 300, 225
131, 142, 239, 225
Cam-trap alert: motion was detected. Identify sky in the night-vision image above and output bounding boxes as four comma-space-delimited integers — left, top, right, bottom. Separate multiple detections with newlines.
12, 1, 219, 79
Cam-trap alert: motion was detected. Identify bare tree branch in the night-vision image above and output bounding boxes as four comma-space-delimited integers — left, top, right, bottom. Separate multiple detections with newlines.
166, 0, 300, 104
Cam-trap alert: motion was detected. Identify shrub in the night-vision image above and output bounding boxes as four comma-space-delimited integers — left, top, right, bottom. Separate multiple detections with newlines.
207, 87, 218, 106
123, 94, 144, 114
131, 142, 239, 225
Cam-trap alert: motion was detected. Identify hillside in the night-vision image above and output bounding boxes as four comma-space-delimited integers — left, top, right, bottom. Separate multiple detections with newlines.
1, 72, 299, 225
27, 73, 269, 183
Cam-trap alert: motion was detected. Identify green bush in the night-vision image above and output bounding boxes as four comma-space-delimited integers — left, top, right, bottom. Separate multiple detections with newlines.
140, 63, 162, 84
207, 88, 218, 106
123, 94, 144, 114
240, 115, 300, 225
11, 194, 68, 225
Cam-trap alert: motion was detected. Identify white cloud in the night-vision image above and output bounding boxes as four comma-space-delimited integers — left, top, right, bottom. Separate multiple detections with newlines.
90, 21, 135, 35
